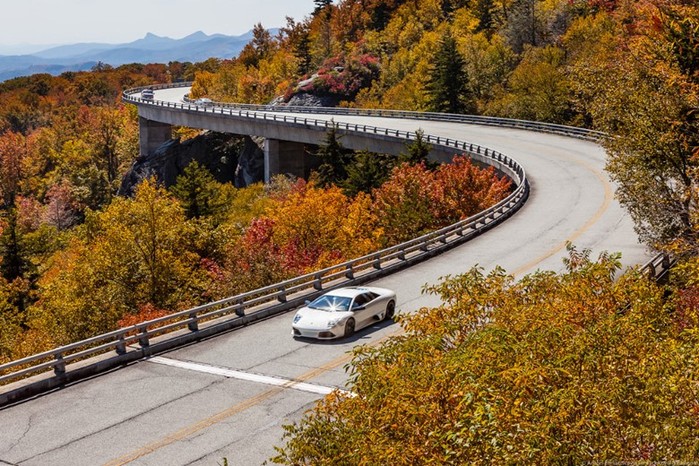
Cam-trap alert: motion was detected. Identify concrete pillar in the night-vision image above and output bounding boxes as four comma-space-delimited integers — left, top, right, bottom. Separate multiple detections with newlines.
139, 117, 172, 156
264, 139, 315, 182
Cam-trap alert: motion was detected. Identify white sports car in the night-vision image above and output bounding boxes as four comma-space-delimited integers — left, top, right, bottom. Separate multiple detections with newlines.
292, 286, 397, 339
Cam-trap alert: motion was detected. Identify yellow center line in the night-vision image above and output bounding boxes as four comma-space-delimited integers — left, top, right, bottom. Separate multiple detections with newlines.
512, 155, 613, 277
103, 351, 357, 466
105, 150, 615, 466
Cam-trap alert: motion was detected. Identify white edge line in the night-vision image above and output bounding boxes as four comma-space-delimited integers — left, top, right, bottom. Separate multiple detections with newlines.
149, 356, 343, 396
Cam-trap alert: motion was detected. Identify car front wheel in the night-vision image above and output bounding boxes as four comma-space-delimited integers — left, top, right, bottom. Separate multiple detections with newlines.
344, 318, 355, 337
384, 301, 395, 321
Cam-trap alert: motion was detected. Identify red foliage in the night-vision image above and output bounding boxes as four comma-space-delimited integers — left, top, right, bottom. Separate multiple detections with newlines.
431, 156, 513, 225
674, 286, 699, 332
117, 303, 171, 328
302, 53, 380, 99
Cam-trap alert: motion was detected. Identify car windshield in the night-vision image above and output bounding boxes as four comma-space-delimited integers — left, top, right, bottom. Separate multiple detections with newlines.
308, 295, 352, 312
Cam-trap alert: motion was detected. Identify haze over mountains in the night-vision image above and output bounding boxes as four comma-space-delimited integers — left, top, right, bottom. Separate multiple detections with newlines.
0, 30, 260, 82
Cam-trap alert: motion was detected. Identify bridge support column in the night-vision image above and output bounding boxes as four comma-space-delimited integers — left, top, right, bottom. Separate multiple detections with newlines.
139, 117, 172, 156
264, 139, 315, 182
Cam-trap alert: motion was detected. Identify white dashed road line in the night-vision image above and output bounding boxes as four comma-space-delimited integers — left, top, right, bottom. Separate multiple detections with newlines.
148, 356, 343, 396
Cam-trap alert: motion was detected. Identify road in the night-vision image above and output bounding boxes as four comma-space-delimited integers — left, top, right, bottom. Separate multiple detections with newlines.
0, 89, 648, 466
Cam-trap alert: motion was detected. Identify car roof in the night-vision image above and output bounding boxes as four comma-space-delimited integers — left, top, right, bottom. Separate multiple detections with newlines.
324, 287, 375, 298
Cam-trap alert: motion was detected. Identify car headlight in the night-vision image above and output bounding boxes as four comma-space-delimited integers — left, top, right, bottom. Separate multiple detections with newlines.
326, 317, 342, 328
293, 314, 302, 324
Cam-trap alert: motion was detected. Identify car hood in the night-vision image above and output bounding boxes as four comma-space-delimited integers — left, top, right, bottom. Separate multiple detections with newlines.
294, 308, 349, 329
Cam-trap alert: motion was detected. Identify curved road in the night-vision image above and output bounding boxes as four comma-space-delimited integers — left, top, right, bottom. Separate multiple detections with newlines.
0, 88, 648, 465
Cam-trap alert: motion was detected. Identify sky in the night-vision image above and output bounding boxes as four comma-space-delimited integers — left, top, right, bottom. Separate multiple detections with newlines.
0, 0, 315, 53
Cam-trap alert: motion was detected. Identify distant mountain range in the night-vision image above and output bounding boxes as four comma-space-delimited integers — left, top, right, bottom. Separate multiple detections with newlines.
0, 30, 264, 82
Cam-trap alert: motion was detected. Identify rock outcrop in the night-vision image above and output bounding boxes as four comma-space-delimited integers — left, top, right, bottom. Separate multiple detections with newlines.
119, 131, 264, 196
282, 91, 341, 108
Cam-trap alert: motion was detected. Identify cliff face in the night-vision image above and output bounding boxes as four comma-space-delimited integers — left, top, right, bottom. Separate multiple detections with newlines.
118, 131, 264, 196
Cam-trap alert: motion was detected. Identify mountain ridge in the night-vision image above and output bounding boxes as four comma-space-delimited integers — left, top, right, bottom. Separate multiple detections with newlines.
0, 30, 263, 82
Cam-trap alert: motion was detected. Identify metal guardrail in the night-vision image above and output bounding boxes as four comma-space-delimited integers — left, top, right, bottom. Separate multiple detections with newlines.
643, 252, 674, 282
0, 80, 612, 400
123, 82, 605, 141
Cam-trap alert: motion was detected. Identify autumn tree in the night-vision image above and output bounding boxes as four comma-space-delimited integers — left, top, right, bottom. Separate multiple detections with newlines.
273, 247, 699, 464
373, 162, 436, 244
238, 23, 276, 68
29, 180, 204, 344
431, 156, 511, 225
266, 180, 382, 271
280, 17, 312, 75
0, 131, 28, 207
575, 1, 699, 249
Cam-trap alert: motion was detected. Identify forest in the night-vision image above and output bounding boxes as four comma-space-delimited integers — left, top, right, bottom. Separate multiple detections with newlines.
0, 0, 698, 462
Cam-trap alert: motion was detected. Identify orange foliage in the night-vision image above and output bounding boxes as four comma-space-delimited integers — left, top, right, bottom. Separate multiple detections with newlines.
116, 303, 171, 329
431, 156, 512, 225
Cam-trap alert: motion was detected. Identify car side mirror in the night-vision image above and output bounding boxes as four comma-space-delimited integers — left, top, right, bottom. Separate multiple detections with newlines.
304, 300, 311, 305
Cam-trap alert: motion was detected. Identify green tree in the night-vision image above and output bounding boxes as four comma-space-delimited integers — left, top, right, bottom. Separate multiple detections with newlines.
474, 0, 496, 34
313, 0, 333, 16
342, 150, 394, 196
489, 45, 571, 123
0, 208, 24, 282
398, 129, 432, 166
425, 29, 473, 114
313, 122, 354, 187
171, 161, 226, 220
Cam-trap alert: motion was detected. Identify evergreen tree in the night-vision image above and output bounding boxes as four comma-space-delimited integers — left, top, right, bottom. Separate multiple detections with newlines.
474, 0, 496, 34
313, 0, 332, 16
0, 208, 24, 282
314, 122, 353, 188
294, 30, 313, 76
398, 129, 433, 166
170, 161, 223, 220
424, 30, 473, 114
343, 151, 394, 196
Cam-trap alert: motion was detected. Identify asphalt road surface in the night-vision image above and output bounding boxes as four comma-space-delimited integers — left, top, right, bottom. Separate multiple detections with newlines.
0, 90, 649, 466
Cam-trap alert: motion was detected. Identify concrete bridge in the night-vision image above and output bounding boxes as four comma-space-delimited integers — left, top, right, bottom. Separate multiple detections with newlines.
0, 84, 649, 465
133, 84, 528, 183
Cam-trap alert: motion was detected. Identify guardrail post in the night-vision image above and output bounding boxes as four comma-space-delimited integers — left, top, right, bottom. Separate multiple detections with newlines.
278, 287, 287, 303
397, 250, 406, 261
138, 326, 150, 347
373, 254, 381, 269
345, 265, 354, 279
188, 312, 199, 332
235, 298, 245, 317
647, 264, 657, 280
313, 274, 323, 290
54, 353, 66, 376
116, 335, 127, 355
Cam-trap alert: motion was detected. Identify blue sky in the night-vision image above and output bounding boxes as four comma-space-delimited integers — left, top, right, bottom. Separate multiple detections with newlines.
1, 0, 315, 53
